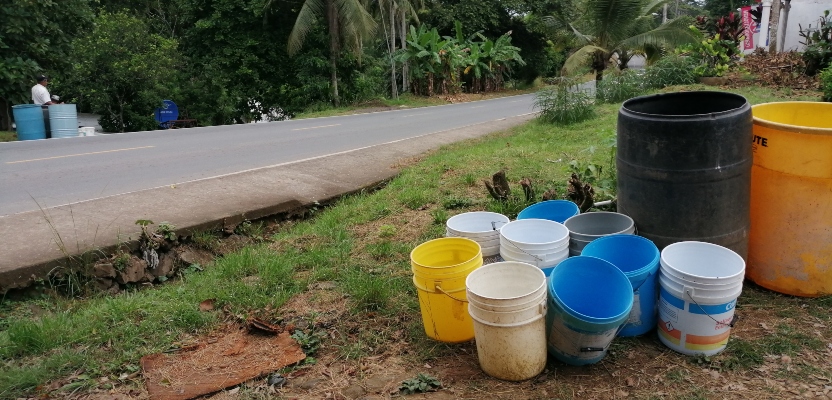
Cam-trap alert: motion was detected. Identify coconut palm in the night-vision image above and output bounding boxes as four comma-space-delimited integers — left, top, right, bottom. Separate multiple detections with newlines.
280, 0, 376, 106
550, 0, 698, 81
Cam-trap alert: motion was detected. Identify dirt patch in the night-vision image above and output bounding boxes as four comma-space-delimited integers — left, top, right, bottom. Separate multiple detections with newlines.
141, 327, 304, 399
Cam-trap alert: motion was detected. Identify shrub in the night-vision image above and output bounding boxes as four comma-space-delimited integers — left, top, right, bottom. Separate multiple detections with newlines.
534, 84, 595, 125
644, 54, 698, 88
820, 65, 832, 102
799, 10, 832, 75
595, 69, 648, 103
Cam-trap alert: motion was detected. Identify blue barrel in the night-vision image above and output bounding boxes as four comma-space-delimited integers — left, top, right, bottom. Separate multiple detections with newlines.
546, 256, 633, 365
11, 105, 46, 141
517, 200, 580, 224
581, 234, 660, 337
48, 104, 79, 138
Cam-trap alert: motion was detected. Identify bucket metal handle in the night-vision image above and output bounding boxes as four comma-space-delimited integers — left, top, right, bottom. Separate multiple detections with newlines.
435, 284, 468, 303
684, 288, 739, 328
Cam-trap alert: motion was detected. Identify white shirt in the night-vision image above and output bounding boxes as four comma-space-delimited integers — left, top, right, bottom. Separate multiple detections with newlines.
32, 84, 51, 105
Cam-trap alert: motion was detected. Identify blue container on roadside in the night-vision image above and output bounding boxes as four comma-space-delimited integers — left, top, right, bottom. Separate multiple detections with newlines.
12, 104, 46, 141
48, 104, 79, 138
518, 200, 580, 224
581, 234, 660, 337
545, 256, 633, 365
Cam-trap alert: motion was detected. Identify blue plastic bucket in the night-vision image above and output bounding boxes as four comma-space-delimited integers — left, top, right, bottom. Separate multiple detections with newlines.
545, 256, 633, 365
11, 105, 46, 141
581, 235, 660, 337
48, 104, 79, 138
517, 200, 580, 224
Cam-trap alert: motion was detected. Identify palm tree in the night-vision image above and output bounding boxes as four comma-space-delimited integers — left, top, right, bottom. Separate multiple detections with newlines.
283, 0, 376, 106
550, 0, 698, 82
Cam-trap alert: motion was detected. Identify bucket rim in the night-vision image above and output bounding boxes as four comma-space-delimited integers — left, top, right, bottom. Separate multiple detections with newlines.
581, 234, 660, 275
410, 237, 482, 270
499, 218, 570, 245
621, 91, 749, 119
659, 273, 743, 300
752, 102, 832, 136
548, 256, 634, 323
563, 212, 635, 237
661, 241, 745, 282
466, 261, 547, 302
517, 200, 580, 221
446, 211, 510, 234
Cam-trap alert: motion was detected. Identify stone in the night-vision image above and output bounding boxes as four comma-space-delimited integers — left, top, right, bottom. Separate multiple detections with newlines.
177, 248, 214, 266
342, 384, 366, 399
296, 378, 324, 390
93, 278, 115, 291
92, 263, 116, 278
364, 376, 394, 393
116, 257, 148, 284
149, 253, 175, 279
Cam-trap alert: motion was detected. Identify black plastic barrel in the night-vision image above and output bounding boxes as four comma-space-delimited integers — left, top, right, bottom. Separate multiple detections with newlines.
616, 91, 752, 259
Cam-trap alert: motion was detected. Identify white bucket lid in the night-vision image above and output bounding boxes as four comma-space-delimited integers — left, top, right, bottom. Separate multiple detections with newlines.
660, 241, 745, 285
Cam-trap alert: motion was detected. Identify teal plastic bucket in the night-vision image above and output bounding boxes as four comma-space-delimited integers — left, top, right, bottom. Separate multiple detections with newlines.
518, 200, 580, 224
581, 235, 660, 337
48, 104, 78, 138
12, 104, 46, 140
545, 256, 633, 365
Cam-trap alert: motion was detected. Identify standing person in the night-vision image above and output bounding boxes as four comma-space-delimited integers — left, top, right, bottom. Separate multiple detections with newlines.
31, 75, 62, 138
31, 75, 59, 105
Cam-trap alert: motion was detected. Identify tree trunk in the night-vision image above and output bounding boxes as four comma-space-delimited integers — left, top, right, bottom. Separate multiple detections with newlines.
1, 99, 10, 132
768, 0, 781, 53
662, 4, 668, 24
399, 9, 408, 92
389, 3, 398, 99
779, 0, 791, 52
327, 0, 341, 107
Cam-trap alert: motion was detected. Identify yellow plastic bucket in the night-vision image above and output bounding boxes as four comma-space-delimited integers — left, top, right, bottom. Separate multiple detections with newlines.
410, 237, 482, 342
749, 102, 832, 297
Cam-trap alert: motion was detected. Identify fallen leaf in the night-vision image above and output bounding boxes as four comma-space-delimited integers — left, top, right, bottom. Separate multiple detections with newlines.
626, 377, 636, 387
247, 317, 282, 334
229, 387, 240, 394
199, 299, 216, 311
781, 355, 792, 364
760, 322, 770, 330
615, 390, 629, 397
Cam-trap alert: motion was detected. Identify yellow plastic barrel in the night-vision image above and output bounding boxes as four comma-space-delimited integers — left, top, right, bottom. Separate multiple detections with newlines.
748, 102, 832, 297
411, 237, 482, 342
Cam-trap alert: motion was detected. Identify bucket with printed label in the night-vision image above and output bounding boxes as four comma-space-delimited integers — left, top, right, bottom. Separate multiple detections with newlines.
545, 256, 633, 365
657, 241, 745, 356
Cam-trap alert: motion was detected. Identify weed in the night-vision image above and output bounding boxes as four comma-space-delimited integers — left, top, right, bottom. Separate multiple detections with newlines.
442, 196, 473, 210
291, 329, 326, 356
112, 251, 131, 272
431, 208, 448, 225
534, 84, 595, 125
235, 220, 266, 241
343, 271, 391, 311
462, 173, 477, 186
156, 222, 177, 241
378, 225, 397, 238
595, 69, 649, 104
399, 373, 441, 394
191, 230, 221, 252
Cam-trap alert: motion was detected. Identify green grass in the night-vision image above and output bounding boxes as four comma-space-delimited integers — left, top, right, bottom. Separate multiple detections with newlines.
0, 85, 827, 398
294, 89, 537, 119
0, 131, 17, 142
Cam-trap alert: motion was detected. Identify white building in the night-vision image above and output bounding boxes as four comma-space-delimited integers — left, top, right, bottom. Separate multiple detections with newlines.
748, 0, 831, 53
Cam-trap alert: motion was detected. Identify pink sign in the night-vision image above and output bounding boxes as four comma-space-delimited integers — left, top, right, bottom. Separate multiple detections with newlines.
741, 6, 754, 50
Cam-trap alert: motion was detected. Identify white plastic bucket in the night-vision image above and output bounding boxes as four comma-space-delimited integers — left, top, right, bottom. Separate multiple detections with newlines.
657, 241, 745, 356
445, 212, 508, 257
78, 126, 96, 137
466, 262, 548, 381
499, 246, 568, 270
499, 219, 570, 251
446, 212, 509, 238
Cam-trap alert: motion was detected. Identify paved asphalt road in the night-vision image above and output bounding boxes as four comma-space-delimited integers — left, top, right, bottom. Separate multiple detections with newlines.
0, 94, 535, 217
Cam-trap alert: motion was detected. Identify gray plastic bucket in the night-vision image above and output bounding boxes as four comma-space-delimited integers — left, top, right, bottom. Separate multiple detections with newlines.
563, 212, 635, 256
